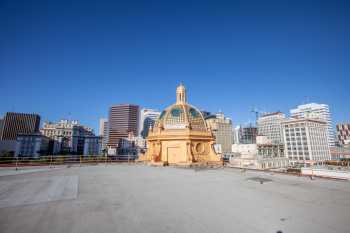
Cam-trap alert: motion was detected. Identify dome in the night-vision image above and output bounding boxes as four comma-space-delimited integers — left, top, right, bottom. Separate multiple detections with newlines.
153, 84, 208, 132
140, 84, 221, 165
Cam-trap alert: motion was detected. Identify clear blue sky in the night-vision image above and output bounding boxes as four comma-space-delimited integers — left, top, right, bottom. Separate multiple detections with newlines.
1, 0, 349, 133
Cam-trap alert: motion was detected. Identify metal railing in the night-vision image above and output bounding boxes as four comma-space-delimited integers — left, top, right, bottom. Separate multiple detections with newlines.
0, 155, 137, 169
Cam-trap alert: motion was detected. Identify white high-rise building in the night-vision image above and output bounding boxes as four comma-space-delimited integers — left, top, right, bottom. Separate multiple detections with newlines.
99, 118, 108, 152
233, 126, 240, 144
257, 112, 286, 144
139, 108, 160, 138
290, 103, 335, 147
282, 118, 331, 165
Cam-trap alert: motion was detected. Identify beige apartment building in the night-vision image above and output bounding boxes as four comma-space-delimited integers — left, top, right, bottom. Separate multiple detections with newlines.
205, 112, 233, 156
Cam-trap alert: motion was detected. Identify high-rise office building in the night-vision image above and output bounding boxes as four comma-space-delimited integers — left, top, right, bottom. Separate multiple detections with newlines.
0, 118, 3, 139
108, 104, 139, 148
336, 123, 350, 147
205, 112, 233, 156
257, 112, 286, 144
236, 124, 258, 144
0, 112, 40, 141
139, 108, 160, 138
290, 103, 335, 147
99, 118, 109, 152
282, 118, 331, 165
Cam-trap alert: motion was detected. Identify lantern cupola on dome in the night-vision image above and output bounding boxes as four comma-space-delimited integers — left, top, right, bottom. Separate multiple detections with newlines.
154, 84, 208, 132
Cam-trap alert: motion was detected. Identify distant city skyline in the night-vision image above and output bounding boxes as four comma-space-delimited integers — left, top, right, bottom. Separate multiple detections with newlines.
1, 0, 349, 132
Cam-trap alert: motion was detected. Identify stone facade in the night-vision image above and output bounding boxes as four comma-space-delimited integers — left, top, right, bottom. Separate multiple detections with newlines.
230, 136, 288, 170
41, 120, 94, 154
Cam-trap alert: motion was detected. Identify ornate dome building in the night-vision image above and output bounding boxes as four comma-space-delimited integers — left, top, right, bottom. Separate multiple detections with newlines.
139, 84, 221, 165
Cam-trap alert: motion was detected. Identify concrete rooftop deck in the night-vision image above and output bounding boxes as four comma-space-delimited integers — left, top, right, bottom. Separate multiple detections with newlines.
0, 164, 349, 233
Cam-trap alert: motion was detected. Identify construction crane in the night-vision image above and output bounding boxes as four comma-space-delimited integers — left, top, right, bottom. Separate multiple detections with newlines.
251, 107, 261, 125
251, 107, 269, 125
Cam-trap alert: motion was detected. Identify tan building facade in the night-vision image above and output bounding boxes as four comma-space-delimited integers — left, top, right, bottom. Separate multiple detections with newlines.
205, 112, 233, 156
139, 84, 221, 166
